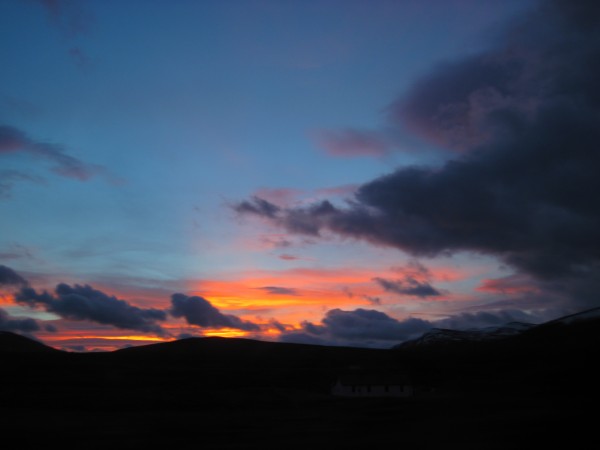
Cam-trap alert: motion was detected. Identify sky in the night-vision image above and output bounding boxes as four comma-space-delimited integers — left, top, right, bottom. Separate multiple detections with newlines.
1, 0, 599, 351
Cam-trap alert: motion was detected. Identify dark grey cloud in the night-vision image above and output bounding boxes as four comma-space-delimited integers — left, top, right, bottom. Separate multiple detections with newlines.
374, 277, 441, 298
0, 265, 28, 287
236, 0, 600, 311
1, 125, 102, 180
0, 308, 40, 333
269, 319, 289, 333
233, 196, 281, 219
258, 286, 300, 296
44, 323, 58, 332
279, 306, 556, 348
16, 283, 167, 335
363, 295, 381, 306
66, 345, 86, 352
281, 308, 432, 348
321, 309, 431, 341
170, 293, 260, 331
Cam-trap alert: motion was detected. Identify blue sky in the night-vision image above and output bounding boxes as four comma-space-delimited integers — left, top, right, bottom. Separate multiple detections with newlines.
6, 0, 596, 350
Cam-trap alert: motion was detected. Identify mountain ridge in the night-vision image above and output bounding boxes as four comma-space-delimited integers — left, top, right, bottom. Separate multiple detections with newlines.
396, 306, 600, 350
0, 330, 61, 353
1, 306, 599, 355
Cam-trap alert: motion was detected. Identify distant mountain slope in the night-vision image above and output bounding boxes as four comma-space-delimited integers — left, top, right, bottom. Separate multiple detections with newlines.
395, 322, 534, 350
396, 306, 600, 351
542, 306, 600, 326
0, 331, 59, 353
514, 306, 600, 356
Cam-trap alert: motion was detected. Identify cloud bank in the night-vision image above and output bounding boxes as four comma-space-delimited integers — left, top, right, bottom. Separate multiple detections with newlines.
170, 293, 260, 331
236, 0, 600, 312
0, 307, 41, 333
16, 283, 168, 335
280, 306, 547, 348
0, 265, 28, 287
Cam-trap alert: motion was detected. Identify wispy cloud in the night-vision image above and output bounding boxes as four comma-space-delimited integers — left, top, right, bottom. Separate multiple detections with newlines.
0, 125, 121, 196
258, 286, 301, 296
278, 254, 301, 261
374, 277, 442, 299
30, 0, 93, 37
0, 244, 34, 261
30, 0, 94, 68
313, 129, 392, 158
373, 260, 444, 299
0, 170, 45, 198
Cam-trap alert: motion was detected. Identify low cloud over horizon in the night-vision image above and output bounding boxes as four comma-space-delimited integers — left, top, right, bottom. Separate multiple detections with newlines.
0, 263, 583, 349
2, 267, 262, 343
170, 293, 260, 332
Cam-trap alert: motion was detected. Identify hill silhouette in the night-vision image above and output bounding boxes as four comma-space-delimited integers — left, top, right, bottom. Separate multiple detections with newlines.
0, 330, 59, 353
113, 336, 392, 369
1, 309, 598, 448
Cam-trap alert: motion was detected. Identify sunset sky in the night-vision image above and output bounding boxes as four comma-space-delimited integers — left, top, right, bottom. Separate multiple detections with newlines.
2, 0, 599, 351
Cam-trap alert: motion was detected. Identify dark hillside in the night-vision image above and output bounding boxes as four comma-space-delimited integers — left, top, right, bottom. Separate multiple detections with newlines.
0, 331, 60, 353
1, 313, 598, 448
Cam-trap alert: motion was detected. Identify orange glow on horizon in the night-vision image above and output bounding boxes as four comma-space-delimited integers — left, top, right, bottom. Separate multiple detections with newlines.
179, 264, 471, 325
201, 328, 250, 338
186, 267, 392, 311
5, 262, 484, 350
45, 334, 170, 343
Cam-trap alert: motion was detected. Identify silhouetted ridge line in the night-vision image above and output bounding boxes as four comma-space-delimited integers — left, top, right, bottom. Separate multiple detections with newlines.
0, 331, 60, 353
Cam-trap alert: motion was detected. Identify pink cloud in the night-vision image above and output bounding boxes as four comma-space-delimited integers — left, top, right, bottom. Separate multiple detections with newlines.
254, 187, 303, 207
313, 129, 391, 157
314, 183, 359, 198
477, 273, 539, 295
279, 254, 300, 261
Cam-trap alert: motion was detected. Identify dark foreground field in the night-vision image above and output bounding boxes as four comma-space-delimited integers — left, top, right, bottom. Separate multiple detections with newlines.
3, 393, 592, 449
1, 317, 598, 449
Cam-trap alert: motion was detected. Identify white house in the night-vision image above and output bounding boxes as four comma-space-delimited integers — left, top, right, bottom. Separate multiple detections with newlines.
331, 370, 414, 398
